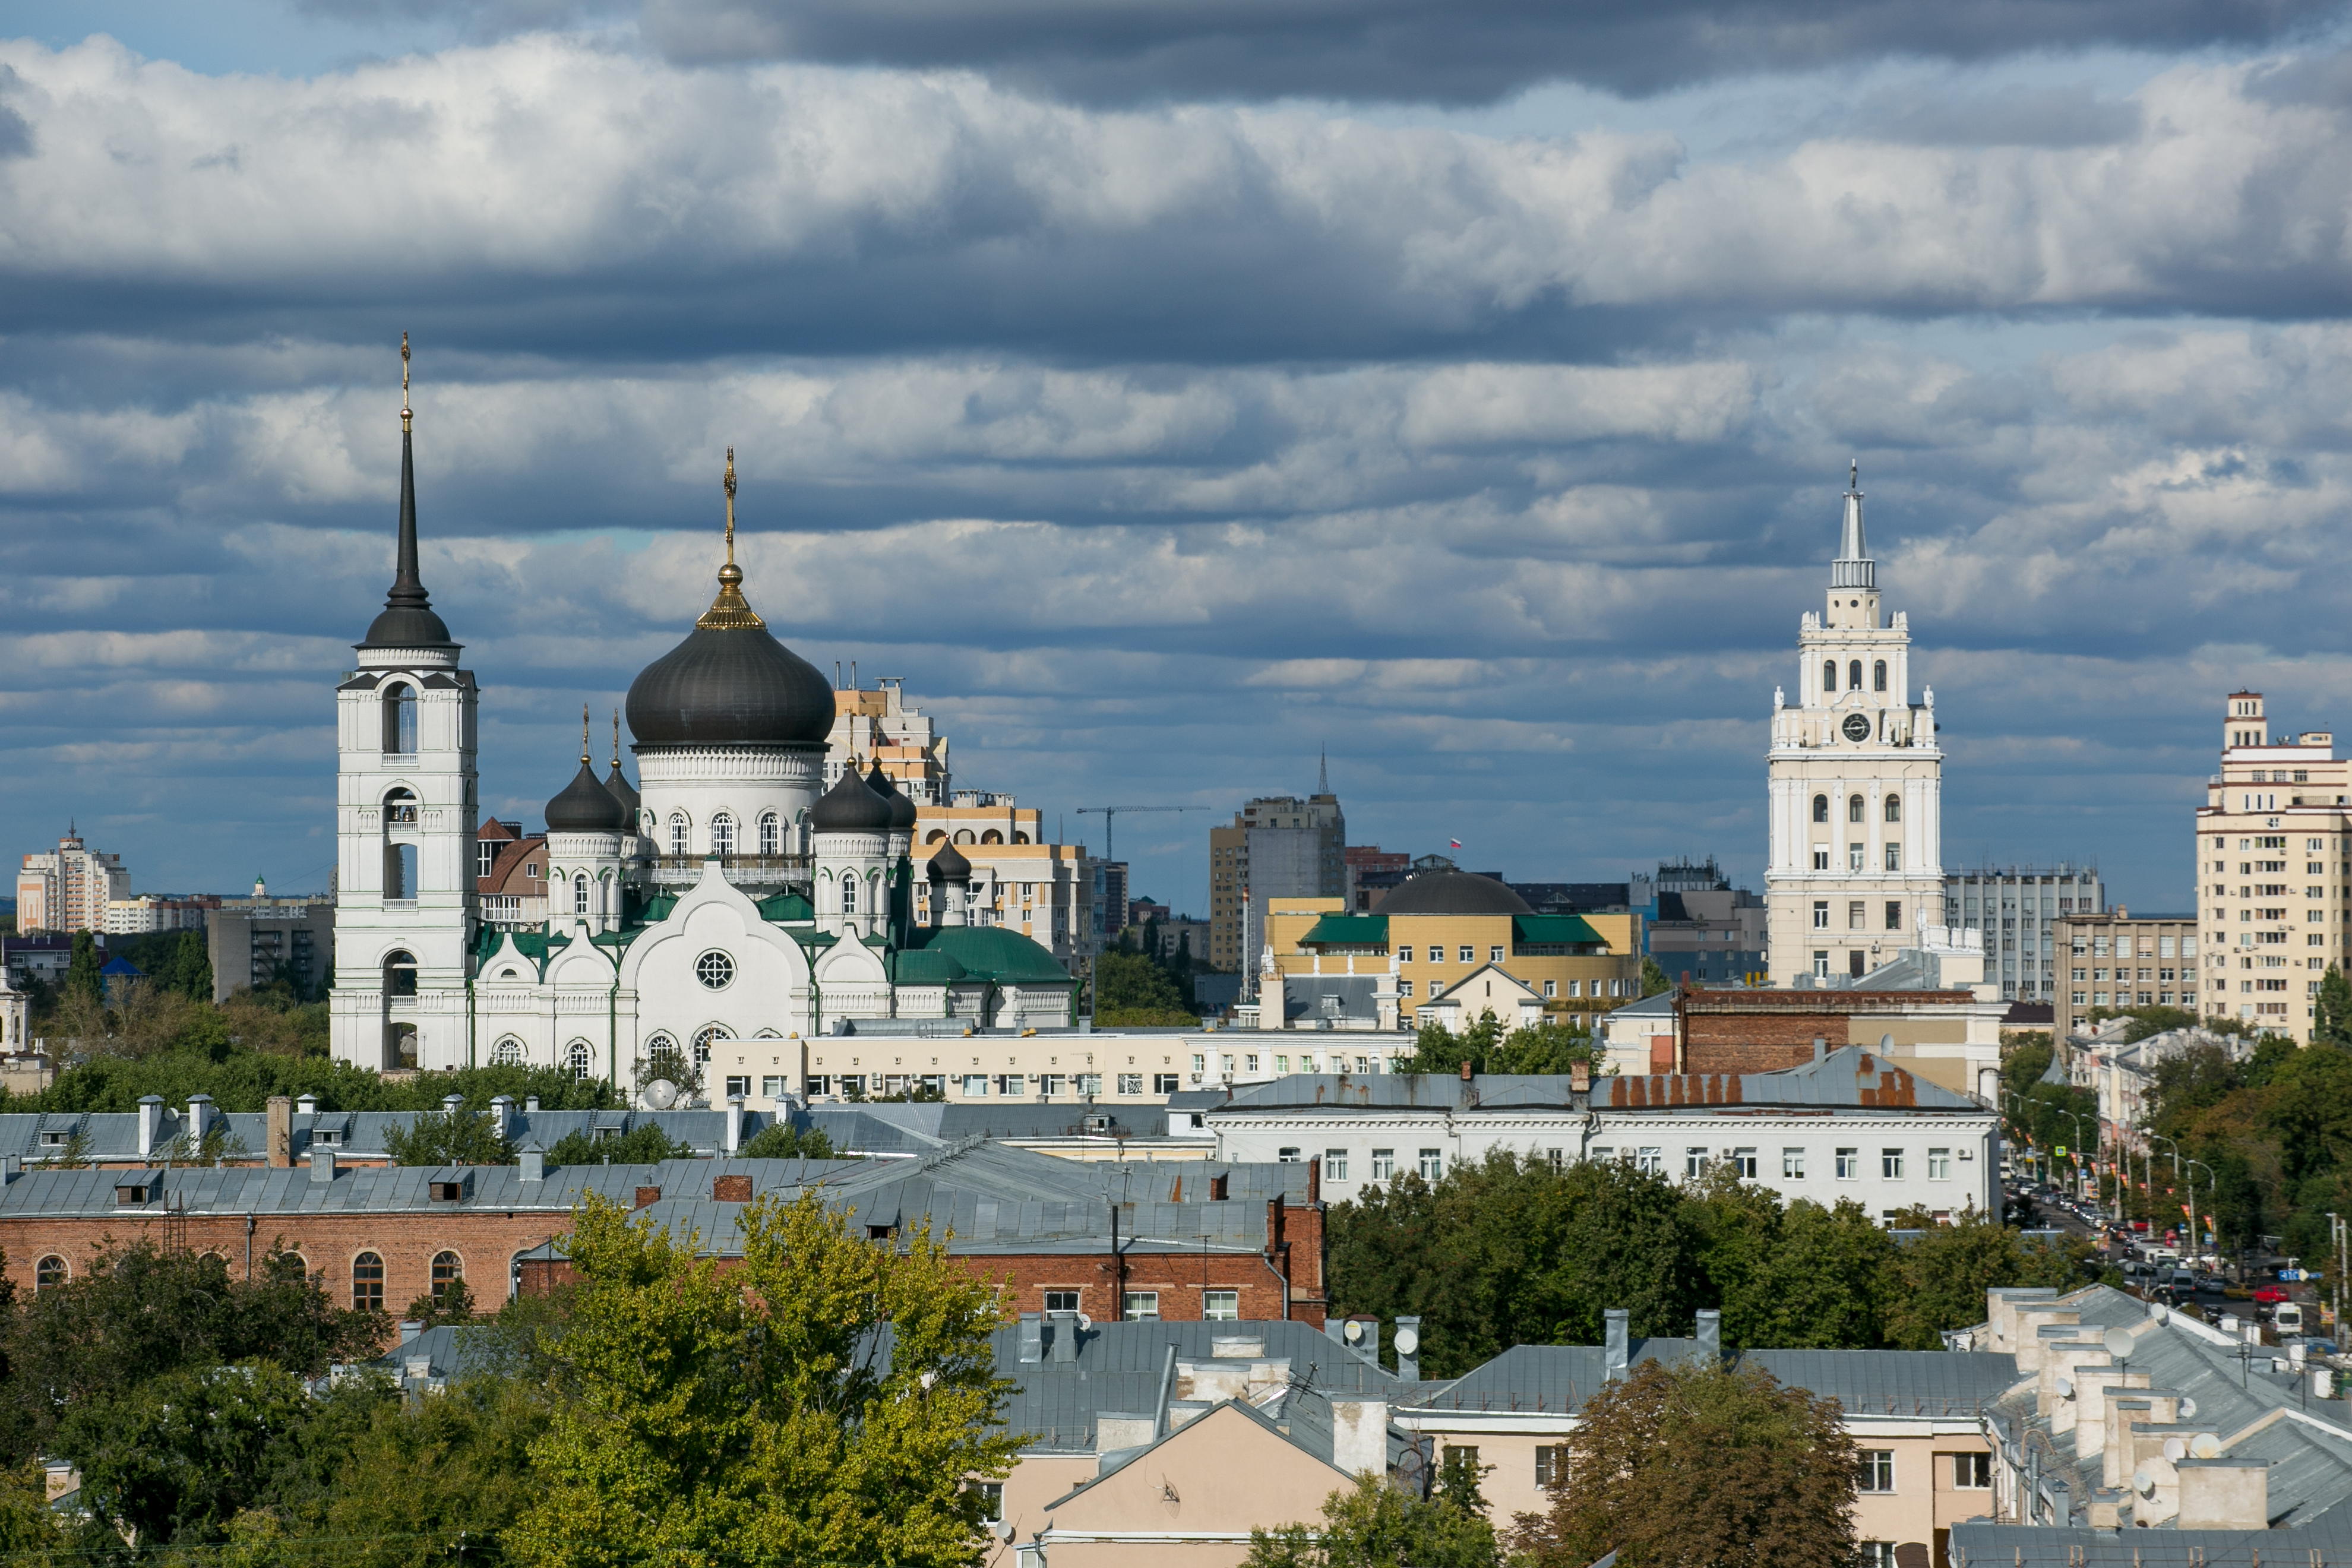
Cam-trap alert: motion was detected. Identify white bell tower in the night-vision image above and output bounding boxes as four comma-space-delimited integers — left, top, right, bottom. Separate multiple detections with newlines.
330, 336, 480, 1071
1764, 464, 1945, 986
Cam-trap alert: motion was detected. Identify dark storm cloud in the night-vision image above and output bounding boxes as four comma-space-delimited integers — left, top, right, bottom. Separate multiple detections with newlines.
296, 0, 2345, 105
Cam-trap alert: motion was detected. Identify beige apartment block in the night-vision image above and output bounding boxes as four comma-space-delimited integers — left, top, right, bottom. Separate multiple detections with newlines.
827, 679, 950, 804
2193, 690, 2351, 1041
1764, 468, 1946, 986
15, 828, 131, 935
2053, 909, 2199, 1040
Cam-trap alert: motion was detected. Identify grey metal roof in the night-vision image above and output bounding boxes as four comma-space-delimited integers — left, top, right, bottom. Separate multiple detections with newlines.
991, 1317, 1415, 1453
1410, 1341, 2017, 1416
1949, 1517, 2352, 1566
804, 1102, 1173, 1151
1216, 1046, 1986, 1115
1281, 974, 1381, 1024
1987, 1286, 2352, 1533
0, 1105, 789, 1165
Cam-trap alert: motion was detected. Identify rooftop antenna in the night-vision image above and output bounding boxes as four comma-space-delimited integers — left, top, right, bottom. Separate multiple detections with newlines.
1317, 745, 1329, 795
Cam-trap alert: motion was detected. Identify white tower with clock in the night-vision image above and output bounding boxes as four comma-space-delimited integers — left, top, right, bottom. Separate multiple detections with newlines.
1763, 466, 1945, 986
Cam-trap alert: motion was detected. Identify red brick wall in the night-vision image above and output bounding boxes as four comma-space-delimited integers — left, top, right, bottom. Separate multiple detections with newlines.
1683, 1041, 1820, 1074
0, 1209, 567, 1330
518, 1202, 1329, 1327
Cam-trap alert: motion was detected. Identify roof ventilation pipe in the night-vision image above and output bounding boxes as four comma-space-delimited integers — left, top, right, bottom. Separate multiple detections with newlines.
1695, 1308, 1722, 1368
1604, 1309, 1630, 1382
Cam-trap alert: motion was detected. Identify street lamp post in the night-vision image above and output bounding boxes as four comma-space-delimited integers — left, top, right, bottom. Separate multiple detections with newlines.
2183, 1158, 2214, 1269
2148, 1134, 2184, 1251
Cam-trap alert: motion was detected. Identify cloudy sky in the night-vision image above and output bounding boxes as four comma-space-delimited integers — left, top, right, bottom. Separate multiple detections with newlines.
5, 0, 2352, 920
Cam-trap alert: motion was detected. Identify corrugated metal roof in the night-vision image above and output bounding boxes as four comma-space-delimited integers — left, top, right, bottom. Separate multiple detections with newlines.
1408, 1341, 2016, 1416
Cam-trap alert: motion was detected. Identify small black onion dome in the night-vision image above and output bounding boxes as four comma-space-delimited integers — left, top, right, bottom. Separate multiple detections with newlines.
866, 758, 919, 833
604, 763, 641, 822
1377, 868, 1532, 917
546, 759, 630, 833
811, 765, 893, 834
927, 840, 972, 882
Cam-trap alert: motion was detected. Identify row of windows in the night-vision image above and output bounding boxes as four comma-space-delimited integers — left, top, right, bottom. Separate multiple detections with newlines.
1812, 845, 1903, 871
665, 811, 787, 857
1507, 1446, 1989, 1495
805, 1071, 1186, 1098
1812, 793, 1902, 823
1285, 1144, 1962, 1182
33, 1250, 467, 1309
1812, 900, 1907, 931
1823, 659, 1891, 693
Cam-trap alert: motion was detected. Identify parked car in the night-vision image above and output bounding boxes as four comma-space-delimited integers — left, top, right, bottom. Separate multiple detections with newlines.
2253, 1284, 2291, 1305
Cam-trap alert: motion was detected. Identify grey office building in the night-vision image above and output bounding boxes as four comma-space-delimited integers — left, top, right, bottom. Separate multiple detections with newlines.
1942, 865, 2103, 1002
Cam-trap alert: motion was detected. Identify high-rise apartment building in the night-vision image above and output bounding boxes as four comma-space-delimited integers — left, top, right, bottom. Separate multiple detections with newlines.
15, 828, 132, 935
827, 678, 950, 804
1207, 777, 1346, 984
1941, 866, 2103, 1002
2195, 690, 2350, 1040
1764, 467, 1945, 984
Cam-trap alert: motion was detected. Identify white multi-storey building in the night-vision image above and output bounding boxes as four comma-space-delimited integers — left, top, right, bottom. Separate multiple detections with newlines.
15, 829, 131, 935
1943, 866, 2103, 1003
1765, 467, 1946, 985
2194, 690, 2351, 1041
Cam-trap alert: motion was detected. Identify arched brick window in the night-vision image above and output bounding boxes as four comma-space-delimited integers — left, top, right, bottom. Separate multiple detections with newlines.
353, 1252, 384, 1311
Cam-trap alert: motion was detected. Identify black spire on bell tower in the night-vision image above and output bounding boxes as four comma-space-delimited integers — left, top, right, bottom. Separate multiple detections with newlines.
360, 332, 457, 651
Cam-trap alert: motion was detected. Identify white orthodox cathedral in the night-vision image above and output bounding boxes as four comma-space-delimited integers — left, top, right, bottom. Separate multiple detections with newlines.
328, 355, 1076, 1089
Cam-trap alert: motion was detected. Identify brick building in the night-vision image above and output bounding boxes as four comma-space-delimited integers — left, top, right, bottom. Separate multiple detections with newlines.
0, 1141, 1327, 1330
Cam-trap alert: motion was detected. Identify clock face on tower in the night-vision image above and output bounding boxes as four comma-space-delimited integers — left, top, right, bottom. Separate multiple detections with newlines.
1842, 712, 1873, 742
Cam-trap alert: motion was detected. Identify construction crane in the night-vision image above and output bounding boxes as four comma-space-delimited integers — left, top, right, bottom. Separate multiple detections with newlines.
1074, 805, 1200, 863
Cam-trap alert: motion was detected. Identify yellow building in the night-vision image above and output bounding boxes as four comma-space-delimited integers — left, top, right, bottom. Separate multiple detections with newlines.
1257, 870, 1642, 1030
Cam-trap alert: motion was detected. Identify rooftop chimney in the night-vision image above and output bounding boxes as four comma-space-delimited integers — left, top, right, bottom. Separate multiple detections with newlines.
1695, 1308, 1722, 1367
265, 1095, 292, 1167
1017, 1312, 1044, 1365
400, 1320, 423, 1346
725, 1095, 744, 1156
1812, 1036, 1826, 1064
296, 1092, 318, 1116
1048, 1311, 1079, 1363
519, 1143, 545, 1183
186, 1093, 216, 1143
309, 1148, 337, 1184
1604, 1309, 1630, 1381
524, 1094, 541, 1114
1395, 1316, 1421, 1382
137, 1095, 165, 1159
488, 1095, 513, 1140
441, 1092, 464, 1116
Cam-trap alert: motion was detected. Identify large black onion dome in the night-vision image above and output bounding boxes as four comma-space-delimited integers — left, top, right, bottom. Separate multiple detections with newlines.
1377, 868, 1531, 917
867, 758, 919, 833
927, 840, 972, 881
625, 622, 834, 747
626, 453, 833, 747
546, 758, 630, 834
811, 764, 892, 834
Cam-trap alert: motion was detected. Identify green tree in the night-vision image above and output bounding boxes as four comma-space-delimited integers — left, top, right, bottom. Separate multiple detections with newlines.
540, 1124, 695, 1168
1093, 950, 1197, 1025
2319, 965, 2352, 1049
1638, 956, 1671, 998
1487, 1020, 1604, 1077
1509, 1359, 1858, 1568
507, 1188, 1019, 1568
384, 1108, 517, 1166
402, 1275, 477, 1330
62, 931, 103, 1008
57, 1361, 385, 1549
1877, 1208, 2092, 1349
0, 1243, 383, 1457
311, 1373, 550, 1568
1327, 1152, 1702, 1377
1398, 1011, 1504, 1076
739, 1123, 839, 1161
165, 929, 215, 1003
1245, 1472, 1500, 1568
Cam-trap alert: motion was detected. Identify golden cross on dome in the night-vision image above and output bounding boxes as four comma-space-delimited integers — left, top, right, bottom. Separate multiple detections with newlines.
581, 704, 592, 764
723, 446, 737, 565
400, 332, 412, 434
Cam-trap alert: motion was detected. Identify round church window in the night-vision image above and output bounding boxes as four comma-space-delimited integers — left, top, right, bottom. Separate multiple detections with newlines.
696, 951, 735, 990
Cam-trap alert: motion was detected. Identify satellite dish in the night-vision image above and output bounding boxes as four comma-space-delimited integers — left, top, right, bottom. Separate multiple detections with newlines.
2104, 1327, 2137, 1358
1395, 1326, 1421, 1355
2179, 1397, 2197, 1420
2190, 1432, 2220, 1459
1343, 1320, 1365, 1344
643, 1079, 679, 1111
2133, 1467, 2156, 1497
2163, 1437, 2187, 1462
1076, 1313, 1092, 1332
2054, 1376, 2074, 1399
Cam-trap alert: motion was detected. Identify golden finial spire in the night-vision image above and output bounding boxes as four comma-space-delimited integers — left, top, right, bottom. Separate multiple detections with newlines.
697, 444, 764, 630
612, 709, 622, 768
400, 332, 412, 434
581, 704, 592, 764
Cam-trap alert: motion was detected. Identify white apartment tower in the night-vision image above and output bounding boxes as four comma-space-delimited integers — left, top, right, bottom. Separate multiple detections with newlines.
328, 343, 480, 1070
1765, 466, 1945, 984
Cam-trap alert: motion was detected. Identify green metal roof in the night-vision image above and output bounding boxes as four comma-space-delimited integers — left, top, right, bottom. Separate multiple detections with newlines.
757, 891, 815, 922
1298, 915, 1389, 947
899, 926, 1075, 987
1512, 915, 1607, 946
889, 947, 969, 985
